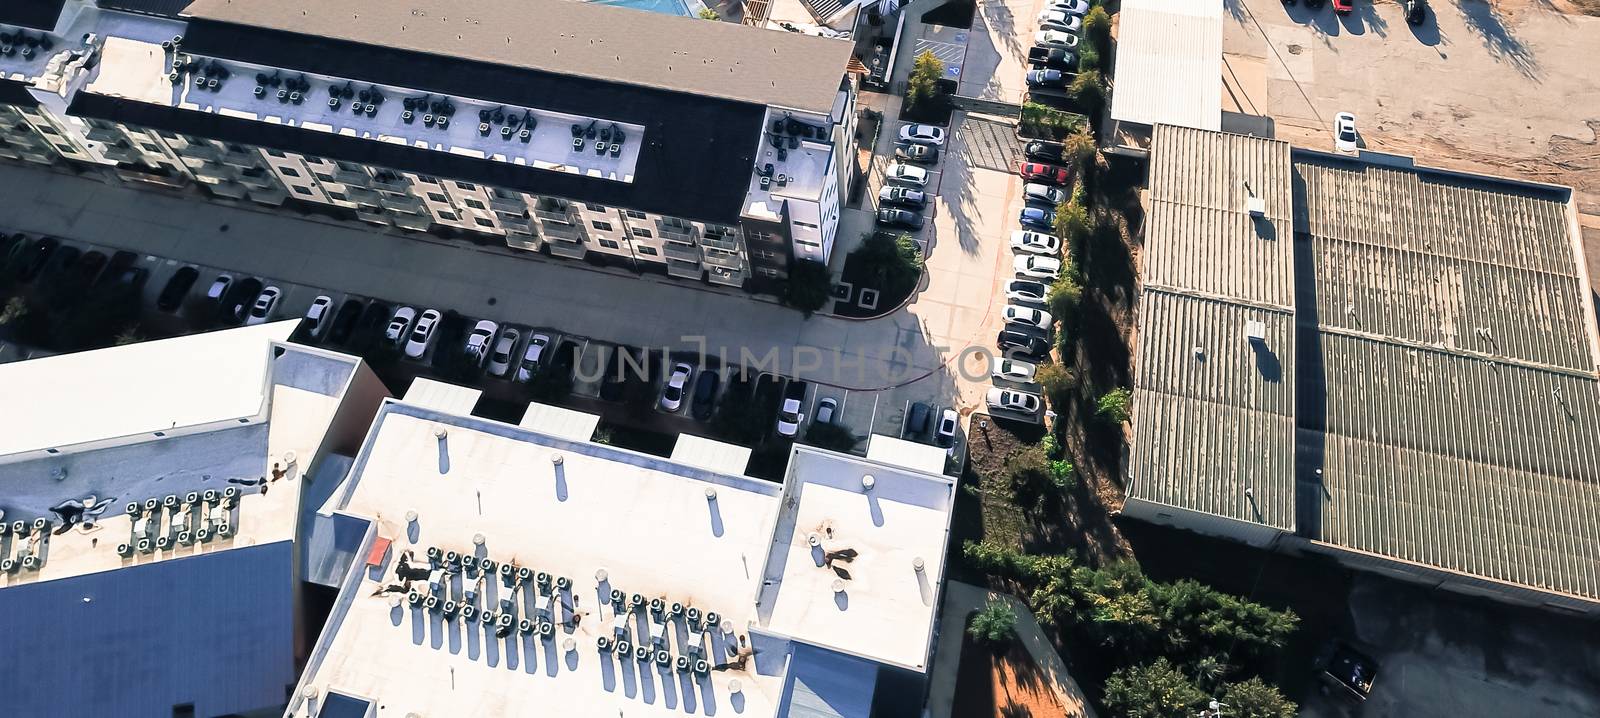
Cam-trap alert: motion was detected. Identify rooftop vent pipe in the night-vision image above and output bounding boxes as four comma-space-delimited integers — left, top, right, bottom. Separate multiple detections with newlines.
861, 475, 876, 492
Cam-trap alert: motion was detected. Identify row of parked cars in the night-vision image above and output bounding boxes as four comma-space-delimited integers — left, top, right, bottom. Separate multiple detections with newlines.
1026, 0, 1089, 91
876, 123, 946, 231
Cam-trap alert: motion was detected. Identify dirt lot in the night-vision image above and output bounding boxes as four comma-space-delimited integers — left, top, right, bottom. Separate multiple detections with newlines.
1222, 0, 1600, 212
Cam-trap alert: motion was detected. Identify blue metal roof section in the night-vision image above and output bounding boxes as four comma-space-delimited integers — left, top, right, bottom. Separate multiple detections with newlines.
778, 643, 880, 718
272, 346, 359, 398
304, 511, 372, 589
320, 690, 375, 718
0, 541, 297, 718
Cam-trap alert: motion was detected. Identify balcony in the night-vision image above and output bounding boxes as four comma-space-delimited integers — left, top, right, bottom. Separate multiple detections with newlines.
342, 184, 380, 203
701, 246, 745, 271
700, 231, 741, 253
333, 165, 368, 184
221, 147, 259, 169
83, 124, 125, 144
666, 258, 704, 281
371, 172, 410, 193
208, 181, 248, 199
489, 191, 527, 213
547, 238, 587, 260
100, 143, 139, 164
237, 170, 277, 190
380, 194, 425, 213
707, 264, 747, 288
506, 235, 540, 252
393, 213, 432, 232
657, 221, 698, 244
662, 242, 701, 264
355, 205, 388, 225
249, 186, 288, 206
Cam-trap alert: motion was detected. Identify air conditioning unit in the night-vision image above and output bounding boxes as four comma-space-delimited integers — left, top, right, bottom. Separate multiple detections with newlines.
1244, 320, 1267, 343
1247, 196, 1266, 217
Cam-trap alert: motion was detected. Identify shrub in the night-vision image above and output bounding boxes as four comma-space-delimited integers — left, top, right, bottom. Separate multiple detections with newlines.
1040, 433, 1062, 458
968, 600, 1019, 644
906, 51, 946, 112
1049, 458, 1076, 489
1053, 199, 1092, 246
1036, 362, 1075, 399
1062, 129, 1097, 171
1070, 69, 1106, 108
1077, 43, 1101, 72
1220, 677, 1298, 718
1046, 272, 1083, 326
784, 259, 832, 316
1083, 6, 1112, 46
849, 231, 923, 301
696, 6, 720, 19
1004, 443, 1054, 491
1019, 102, 1085, 141
1103, 659, 1207, 718
1096, 387, 1132, 424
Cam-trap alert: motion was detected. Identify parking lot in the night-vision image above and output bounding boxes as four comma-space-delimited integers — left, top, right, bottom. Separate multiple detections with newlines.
1223, 0, 1600, 205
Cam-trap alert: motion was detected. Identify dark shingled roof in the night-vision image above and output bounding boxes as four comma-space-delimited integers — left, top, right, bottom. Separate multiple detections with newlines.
180, 0, 853, 114
0, 0, 65, 31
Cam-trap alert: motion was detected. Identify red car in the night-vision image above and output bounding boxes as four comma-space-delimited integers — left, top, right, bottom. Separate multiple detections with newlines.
1017, 161, 1069, 185
1332, 0, 1353, 13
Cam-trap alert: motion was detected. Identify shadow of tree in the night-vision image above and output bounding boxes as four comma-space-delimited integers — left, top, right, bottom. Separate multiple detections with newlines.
1457, 0, 1541, 79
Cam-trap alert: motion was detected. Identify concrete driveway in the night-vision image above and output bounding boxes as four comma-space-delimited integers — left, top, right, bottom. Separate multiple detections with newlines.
960, 0, 1050, 105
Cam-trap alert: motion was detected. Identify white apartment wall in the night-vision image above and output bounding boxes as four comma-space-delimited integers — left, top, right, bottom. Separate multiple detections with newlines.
787, 196, 826, 264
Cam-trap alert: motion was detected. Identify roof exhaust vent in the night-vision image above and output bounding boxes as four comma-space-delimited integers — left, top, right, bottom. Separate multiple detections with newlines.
551, 453, 564, 465
433, 424, 448, 439
912, 556, 925, 573
1244, 320, 1266, 344
1247, 196, 1266, 217
861, 475, 876, 492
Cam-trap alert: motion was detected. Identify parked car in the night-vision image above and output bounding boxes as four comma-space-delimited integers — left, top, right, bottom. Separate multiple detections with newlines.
1024, 183, 1068, 206
1026, 69, 1069, 89
1018, 161, 1069, 185
935, 409, 958, 447
17, 237, 59, 282
776, 380, 809, 437
1026, 47, 1076, 72
515, 333, 551, 382
330, 298, 365, 346
1038, 10, 1082, 32
895, 142, 939, 165
660, 362, 694, 412
42, 245, 81, 279
1403, 0, 1426, 24
387, 307, 417, 346
879, 185, 928, 208
1015, 255, 1062, 280
886, 163, 930, 187
1006, 279, 1048, 304
1020, 206, 1056, 230
1332, 0, 1353, 13
1334, 112, 1358, 152
998, 329, 1050, 358
1049, 0, 1090, 15
906, 401, 932, 437
992, 357, 1039, 383
157, 266, 200, 312
303, 295, 334, 339
1034, 30, 1080, 50
223, 277, 262, 324
72, 251, 108, 287
205, 274, 233, 308
1024, 140, 1066, 162
1004, 304, 1054, 330
898, 123, 946, 146
877, 208, 925, 230
1010, 230, 1060, 256
464, 320, 498, 367
488, 326, 521, 377
690, 370, 720, 420
814, 397, 837, 425
404, 309, 442, 359
245, 286, 281, 325
987, 388, 1043, 414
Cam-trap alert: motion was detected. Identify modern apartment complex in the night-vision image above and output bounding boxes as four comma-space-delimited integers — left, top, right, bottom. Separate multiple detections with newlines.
0, 0, 859, 291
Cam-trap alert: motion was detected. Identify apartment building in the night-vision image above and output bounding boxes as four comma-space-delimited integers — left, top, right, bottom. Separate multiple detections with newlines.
0, 0, 859, 291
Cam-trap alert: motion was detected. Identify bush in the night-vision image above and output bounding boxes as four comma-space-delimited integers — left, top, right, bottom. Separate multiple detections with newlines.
784, 259, 832, 316
968, 600, 1018, 644
906, 51, 946, 112
1049, 458, 1076, 489
1019, 102, 1085, 141
1096, 387, 1131, 424
1062, 129, 1097, 171
1004, 443, 1053, 492
1053, 199, 1092, 246
1036, 362, 1075, 399
1070, 69, 1106, 108
850, 231, 923, 301
697, 6, 720, 19
1083, 6, 1112, 46
1077, 43, 1101, 72
1103, 659, 1207, 718
1045, 272, 1083, 326
1220, 677, 1298, 718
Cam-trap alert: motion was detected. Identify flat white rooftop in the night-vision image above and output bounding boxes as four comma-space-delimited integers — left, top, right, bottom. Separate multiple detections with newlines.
296, 400, 955, 717
1110, 0, 1222, 131
744, 108, 833, 221
86, 35, 645, 183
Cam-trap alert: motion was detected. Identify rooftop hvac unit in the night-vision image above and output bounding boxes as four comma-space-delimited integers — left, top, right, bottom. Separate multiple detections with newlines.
1244, 320, 1267, 344
1247, 196, 1266, 217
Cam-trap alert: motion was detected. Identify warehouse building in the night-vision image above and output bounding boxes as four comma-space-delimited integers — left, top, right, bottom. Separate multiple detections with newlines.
1126, 124, 1600, 616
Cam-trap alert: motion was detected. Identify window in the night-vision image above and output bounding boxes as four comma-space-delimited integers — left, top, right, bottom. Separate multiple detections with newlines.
438, 211, 459, 221
455, 181, 477, 191
279, 167, 300, 177
329, 191, 348, 202
139, 142, 161, 153
759, 267, 781, 278
591, 220, 613, 232
599, 239, 620, 249
636, 245, 658, 256
631, 228, 652, 239
474, 217, 495, 228
293, 185, 314, 196
426, 192, 449, 203
263, 149, 286, 158
314, 172, 335, 182
464, 198, 486, 210
585, 203, 608, 212
416, 174, 440, 184
625, 210, 648, 220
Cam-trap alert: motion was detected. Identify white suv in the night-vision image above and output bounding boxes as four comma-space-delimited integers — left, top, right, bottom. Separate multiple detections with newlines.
464, 320, 498, 368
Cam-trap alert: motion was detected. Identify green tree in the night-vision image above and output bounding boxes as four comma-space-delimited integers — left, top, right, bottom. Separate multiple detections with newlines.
804, 420, 860, 453
1077, 43, 1101, 72
1053, 199, 1092, 246
1062, 129, 1098, 171
1046, 271, 1083, 326
849, 231, 923, 301
696, 6, 721, 19
784, 259, 833, 316
1036, 362, 1075, 399
968, 600, 1018, 644
1083, 6, 1112, 47
1220, 677, 1297, 718
1070, 69, 1106, 108
1103, 659, 1206, 718
906, 51, 946, 112
1096, 387, 1132, 424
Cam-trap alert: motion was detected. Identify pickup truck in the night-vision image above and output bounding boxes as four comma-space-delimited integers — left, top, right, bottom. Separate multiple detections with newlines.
1027, 46, 1076, 72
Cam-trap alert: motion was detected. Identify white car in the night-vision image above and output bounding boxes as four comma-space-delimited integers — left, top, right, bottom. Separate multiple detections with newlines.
1034, 30, 1080, 50
987, 388, 1043, 414
1334, 112, 1358, 152
1049, 0, 1090, 15
898, 124, 946, 146
935, 409, 958, 447
514, 333, 551, 383
660, 362, 694, 412
464, 320, 498, 367
245, 286, 281, 326
886, 163, 929, 187
1038, 10, 1082, 32
386, 307, 416, 346
992, 357, 1039, 384
303, 295, 333, 338
1003, 304, 1054, 330
1007, 279, 1048, 304
488, 326, 521, 378
403, 309, 441, 359
1010, 230, 1061, 256
205, 274, 232, 303
814, 397, 838, 424
1023, 183, 1067, 206
1014, 255, 1062, 280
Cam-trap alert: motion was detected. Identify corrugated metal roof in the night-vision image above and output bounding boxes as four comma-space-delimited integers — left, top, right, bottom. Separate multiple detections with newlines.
1110, 0, 1222, 130
1145, 125, 1295, 308
1293, 157, 1594, 373
1130, 292, 1296, 529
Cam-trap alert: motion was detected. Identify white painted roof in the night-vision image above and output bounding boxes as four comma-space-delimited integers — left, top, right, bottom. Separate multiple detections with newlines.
0, 321, 297, 459
1110, 0, 1222, 131
865, 434, 950, 475
670, 434, 753, 476
402, 378, 482, 416
517, 402, 601, 442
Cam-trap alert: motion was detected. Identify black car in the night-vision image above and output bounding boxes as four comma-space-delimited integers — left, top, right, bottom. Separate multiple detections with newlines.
157, 266, 200, 312
42, 245, 81, 279
906, 401, 931, 437
1027, 46, 1077, 72
998, 328, 1050, 358
894, 142, 939, 165
1025, 140, 1065, 163
17, 237, 59, 282
221, 277, 263, 324
877, 207, 924, 230
1403, 0, 1426, 24
691, 370, 720, 421
100, 250, 138, 287
73, 251, 108, 286
328, 298, 365, 346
